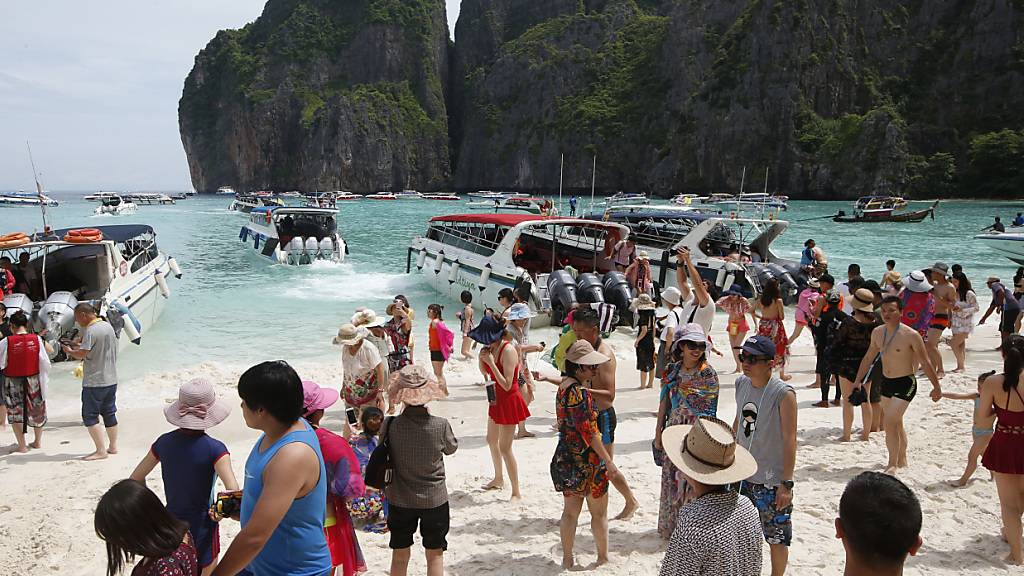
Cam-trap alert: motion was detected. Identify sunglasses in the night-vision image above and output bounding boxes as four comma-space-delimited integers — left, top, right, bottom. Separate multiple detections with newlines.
682, 341, 707, 351
738, 353, 771, 364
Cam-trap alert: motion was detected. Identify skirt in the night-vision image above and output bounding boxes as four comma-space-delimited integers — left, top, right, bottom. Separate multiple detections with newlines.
757, 318, 790, 368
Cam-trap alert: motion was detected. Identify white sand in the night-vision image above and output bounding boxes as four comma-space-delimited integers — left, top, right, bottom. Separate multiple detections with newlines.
0, 312, 1021, 575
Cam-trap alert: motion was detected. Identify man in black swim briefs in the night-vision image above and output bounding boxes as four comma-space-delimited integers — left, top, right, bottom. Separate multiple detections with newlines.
880, 375, 917, 403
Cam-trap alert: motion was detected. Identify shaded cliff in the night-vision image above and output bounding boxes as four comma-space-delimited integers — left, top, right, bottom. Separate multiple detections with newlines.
179, 0, 450, 193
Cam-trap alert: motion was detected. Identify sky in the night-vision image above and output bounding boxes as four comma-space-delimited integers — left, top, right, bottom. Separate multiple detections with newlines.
0, 1, 462, 191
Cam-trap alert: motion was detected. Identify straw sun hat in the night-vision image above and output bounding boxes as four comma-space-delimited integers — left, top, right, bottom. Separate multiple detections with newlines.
662, 416, 757, 485
388, 364, 446, 406
164, 378, 231, 430
850, 288, 875, 313
351, 308, 386, 328
631, 293, 656, 311
332, 323, 366, 346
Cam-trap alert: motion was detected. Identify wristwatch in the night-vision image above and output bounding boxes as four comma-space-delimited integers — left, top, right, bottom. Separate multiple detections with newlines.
780, 480, 794, 490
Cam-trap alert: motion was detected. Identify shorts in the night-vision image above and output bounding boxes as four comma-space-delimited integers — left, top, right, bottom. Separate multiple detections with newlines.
929, 313, 950, 332
596, 407, 617, 445
868, 366, 882, 404
430, 350, 445, 363
880, 375, 917, 403
1000, 311, 1019, 334
3, 375, 47, 427
82, 384, 118, 427
834, 361, 860, 383
740, 482, 792, 546
388, 502, 450, 551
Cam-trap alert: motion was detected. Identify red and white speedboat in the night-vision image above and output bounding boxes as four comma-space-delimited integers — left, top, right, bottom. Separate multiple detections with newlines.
423, 193, 460, 201
365, 192, 397, 200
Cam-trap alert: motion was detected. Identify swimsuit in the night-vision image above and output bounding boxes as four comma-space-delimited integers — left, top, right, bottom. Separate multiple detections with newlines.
596, 407, 617, 444
982, 385, 1024, 474
880, 375, 917, 402
929, 313, 950, 331
972, 397, 995, 437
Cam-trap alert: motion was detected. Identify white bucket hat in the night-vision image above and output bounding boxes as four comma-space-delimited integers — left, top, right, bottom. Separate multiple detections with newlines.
905, 271, 933, 293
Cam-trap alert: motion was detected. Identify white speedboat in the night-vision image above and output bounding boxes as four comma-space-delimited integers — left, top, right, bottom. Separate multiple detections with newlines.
334, 191, 361, 201
467, 196, 554, 215
407, 214, 633, 326
0, 225, 181, 356
366, 192, 397, 200
423, 193, 460, 201
713, 193, 788, 212
976, 228, 1024, 264
605, 192, 649, 207
230, 194, 284, 213
395, 190, 423, 199
217, 186, 236, 195
0, 191, 59, 207
123, 193, 176, 205
240, 207, 347, 265
84, 191, 123, 202
94, 195, 137, 216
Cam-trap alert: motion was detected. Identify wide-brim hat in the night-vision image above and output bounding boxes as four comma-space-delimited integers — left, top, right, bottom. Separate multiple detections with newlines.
905, 271, 933, 293
352, 309, 386, 328
302, 380, 339, 416
851, 288, 876, 313
987, 276, 1001, 285
632, 293, 656, 310
164, 378, 231, 430
663, 416, 757, 485
662, 286, 682, 306
637, 250, 650, 260
565, 340, 610, 365
468, 315, 505, 345
929, 262, 949, 276
333, 323, 367, 346
388, 365, 445, 406
507, 303, 536, 321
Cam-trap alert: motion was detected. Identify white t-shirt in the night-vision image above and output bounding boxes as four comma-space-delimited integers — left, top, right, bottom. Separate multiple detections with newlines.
342, 341, 382, 385
661, 307, 682, 342
678, 296, 716, 334
837, 282, 853, 315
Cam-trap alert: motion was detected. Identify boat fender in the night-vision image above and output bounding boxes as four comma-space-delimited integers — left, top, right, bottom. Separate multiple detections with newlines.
416, 248, 428, 270
110, 300, 142, 345
239, 227, 248, 241
447, 259, 461, 284
154, 270, 170, 299
433, 251, 444, 274
168, 256, 182, 279
478, 264, 492, 291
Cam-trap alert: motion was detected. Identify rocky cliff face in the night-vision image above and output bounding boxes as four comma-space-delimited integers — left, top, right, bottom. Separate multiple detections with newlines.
179, 0, 450, 193
182, 0, 1024, 198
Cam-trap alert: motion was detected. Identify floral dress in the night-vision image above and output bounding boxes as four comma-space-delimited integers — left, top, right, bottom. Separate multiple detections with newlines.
757, 300, 790, 368
952, 290, 979, 335
657, 362, 719, 538
130, 538, 197, 576
550, 379, 607, 498
716, 295, 752, 336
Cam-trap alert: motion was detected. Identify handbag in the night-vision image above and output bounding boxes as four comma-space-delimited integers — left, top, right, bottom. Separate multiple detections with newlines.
364, 416, 395, 490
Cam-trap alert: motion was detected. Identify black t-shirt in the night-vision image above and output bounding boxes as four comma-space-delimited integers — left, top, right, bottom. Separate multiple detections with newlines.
637, 309, 656, 347
0, 321, 11, 339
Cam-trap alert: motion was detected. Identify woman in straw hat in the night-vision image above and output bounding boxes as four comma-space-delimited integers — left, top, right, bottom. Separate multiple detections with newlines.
654, 324, 720, 539
632, 293, 657, 389
659, 417, 762, 575
129, 378, 238, 575
624, 249, 653, 296
830, 288, 882, 441
352, 308, 392, 385
334, 324, 389, 431
550, 340, 623, 569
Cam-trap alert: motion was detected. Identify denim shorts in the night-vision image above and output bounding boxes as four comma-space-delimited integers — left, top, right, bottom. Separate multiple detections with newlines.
82, 384, 118, 427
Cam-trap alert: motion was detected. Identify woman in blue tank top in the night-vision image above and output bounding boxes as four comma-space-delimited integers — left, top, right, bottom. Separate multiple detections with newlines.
212, 361, 331, 576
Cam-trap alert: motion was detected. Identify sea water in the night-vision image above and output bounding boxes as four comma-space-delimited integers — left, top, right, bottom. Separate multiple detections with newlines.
0, 193, 1016, 408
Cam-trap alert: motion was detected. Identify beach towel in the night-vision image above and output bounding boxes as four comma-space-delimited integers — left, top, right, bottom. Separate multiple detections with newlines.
900, 290, 934, 338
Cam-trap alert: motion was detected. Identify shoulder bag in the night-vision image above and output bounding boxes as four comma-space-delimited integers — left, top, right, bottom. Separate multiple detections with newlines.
364, 416, 395, 490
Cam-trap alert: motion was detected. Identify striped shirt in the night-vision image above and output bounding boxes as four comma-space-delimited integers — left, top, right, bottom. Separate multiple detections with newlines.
659, 491, 762, 576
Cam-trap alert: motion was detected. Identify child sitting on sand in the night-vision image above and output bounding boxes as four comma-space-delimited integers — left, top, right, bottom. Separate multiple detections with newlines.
942, 370, 998, 487
129, 379, 238, 576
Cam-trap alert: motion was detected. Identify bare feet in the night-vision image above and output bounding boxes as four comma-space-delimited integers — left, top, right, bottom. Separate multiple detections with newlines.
29, 440, 41, 449
515, 430, 536, 439
780, 374, 793, 382
807, 382, 820, 389
952, 367, 966, 373
949, 478, 969, 488
595, 556, 609, 567
83, 451, 108, 461
614, 499, 639, 520
882, 465, 898, 475
107, 447, 118, 455
562, 556, 575, 570
509, 493, 522, 502
812, 400, 830, 408
9, 445, 29, 454
839, 435, 852, 442
859, 433, 871, 442
482, 480, 503, 491
1004, 552, 1023, 565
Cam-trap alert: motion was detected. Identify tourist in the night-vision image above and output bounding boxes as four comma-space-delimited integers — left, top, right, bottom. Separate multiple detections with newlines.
507, 302, 540, 438
302, 380, 367, 576
95, 479, 199, 576
837, 264, 862, 314
569, 195, 578, 216
832, 289, 882, 442
457, 290, 475, 359
981, 276, 1021, 343
675, 248, 715, 334
942, 371, 995, 487
716, 286, 753, 373
497, 287, 515, 318
881, 259, 902, 294
213, 361, 331, 576
926, 262, 956, 377
426, 304, 454, 397
128, 378, 237, 576
659, 417, 762, 576
950, 272, 979, 373
384, 297, 413, 372
853, 296, 942, 474
549, 340, 621, 569
1017, 279, 1024, 334
384, 365, 457, 576
612, 233, 637, 272
0, 256, 16, 296
0, 310, 50, 453
624, 249, 654, 296
352, 308, 391, 385
62, 303, 119, 461
657, 286, 684, 379
0, 302, 10, 432
733, 335, 797, 576
348, 407, 387, 534
1015, 213, 1024, 227
752, 278, 792, 381
801, 239, 827, 276
835, 472, 923, 575
979, 335, 1024, 565
470, 315, 529, 499
984, 216, 1006, 233
654, 324, 719, 539
632, 293, 657, 389
899, 271, 935, 339
790, 277, 820, 344
570, 307, 639, 519
334, 323, 389, 428
812, 288, 844, 407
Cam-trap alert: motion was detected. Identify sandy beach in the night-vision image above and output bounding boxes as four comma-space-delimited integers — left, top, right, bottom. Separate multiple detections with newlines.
0, 305, 1020, 576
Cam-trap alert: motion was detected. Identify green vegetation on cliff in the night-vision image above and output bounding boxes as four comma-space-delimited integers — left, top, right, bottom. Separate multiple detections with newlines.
966, 130, 1024, 197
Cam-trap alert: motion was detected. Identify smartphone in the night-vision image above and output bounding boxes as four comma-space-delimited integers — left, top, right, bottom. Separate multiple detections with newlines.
485, 382, 497, 405
346, 407, 357, 425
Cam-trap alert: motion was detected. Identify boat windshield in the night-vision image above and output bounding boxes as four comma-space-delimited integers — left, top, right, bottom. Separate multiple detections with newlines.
426, 221, 507, 256
2, 243, 112, 301
514, 223, 617, 275
276, 213, 337, 239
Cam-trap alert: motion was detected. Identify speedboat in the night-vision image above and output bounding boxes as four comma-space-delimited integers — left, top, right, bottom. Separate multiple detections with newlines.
94, 195, 137, 216
395, 190, 423, 200
423, 193, 460, 201
712, 193, 788, 212
833, 197, 936, 223
334, 191, 361, 201
0, 224, 181, 357
595, 205, 803, 303
229, 194, 284, 213
976, 228, 1024, 264
123, 193, 175, 205
0, 191, 59, 207
605, 192, 649, 207
467, 191, 504, 199
407, 214, 633, 326
366, 192, 397, 200
240, 207, 347, 265
84, 191, 123, 202
302, 192, 340, 208
216, 186, 236, 195
671, 194, 705, 206
467, 196, 554, 215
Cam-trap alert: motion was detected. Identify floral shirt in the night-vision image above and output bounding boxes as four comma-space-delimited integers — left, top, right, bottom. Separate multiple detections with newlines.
130, 539, 197, 576
660, 362, 720, 419
716, 295, 751, 321
551, 380, 607, 498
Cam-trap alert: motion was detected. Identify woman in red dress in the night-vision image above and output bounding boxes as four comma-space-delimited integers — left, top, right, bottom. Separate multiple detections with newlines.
752, 278, 792, 381
470, 315, 530, 500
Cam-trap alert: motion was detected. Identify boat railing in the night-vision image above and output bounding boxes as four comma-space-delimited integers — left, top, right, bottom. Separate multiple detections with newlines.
426, 222, 505, 256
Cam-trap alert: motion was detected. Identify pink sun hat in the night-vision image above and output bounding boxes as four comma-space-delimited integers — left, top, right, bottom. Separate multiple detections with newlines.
302, 380, 340, 417
164, 378, 232, 430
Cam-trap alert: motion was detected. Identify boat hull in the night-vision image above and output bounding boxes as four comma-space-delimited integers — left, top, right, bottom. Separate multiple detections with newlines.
976, 233, 1024, 264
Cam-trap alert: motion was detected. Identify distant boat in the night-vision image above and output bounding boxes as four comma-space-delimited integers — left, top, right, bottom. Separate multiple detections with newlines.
422, 193, 460, 201
0, 190, 59, 207
334, 191, 361, 201
216, 186, 236, 195
94, 195, 137, 216
366, 192, 397, 200
467, 196, 553, 215
229, 194, 284, 213
240, 207, 347, 265
395, 190, 423, 199
833, 197, 937, 223
123, 193, 176, 205
84, 191, 124, 202
605, 192, 649, 207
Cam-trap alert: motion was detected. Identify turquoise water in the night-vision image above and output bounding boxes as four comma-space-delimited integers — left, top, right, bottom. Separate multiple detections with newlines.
0, 193, 1017, 383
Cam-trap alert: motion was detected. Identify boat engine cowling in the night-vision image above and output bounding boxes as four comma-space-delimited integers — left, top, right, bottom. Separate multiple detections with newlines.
38, 291, 79, 344
3, 293, 34, 321
765, 263, 799, 305
547, 270, 578, 327
602, 272, 633, 326
319, 237, 335, 260
576, 273, 605, 305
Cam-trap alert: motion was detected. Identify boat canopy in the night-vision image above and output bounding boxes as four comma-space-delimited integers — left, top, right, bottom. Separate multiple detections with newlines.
430, 213, 560, 227
47, 224, 154, 242
250, 206, 279, 214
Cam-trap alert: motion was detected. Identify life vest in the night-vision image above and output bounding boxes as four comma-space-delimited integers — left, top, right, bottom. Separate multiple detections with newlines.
5, 333, 40, 377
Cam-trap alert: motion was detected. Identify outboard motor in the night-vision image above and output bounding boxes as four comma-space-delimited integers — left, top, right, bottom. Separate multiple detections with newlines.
602, 272, 633, 326
304, 237, 319, 262
319, 237, 335, 261
38, 291, 79, 348
3, 293, 34, 321
287, 237, 305, 265
576, 273, 605, 305
765, 263, 799, 305
547, 270, 578, 327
